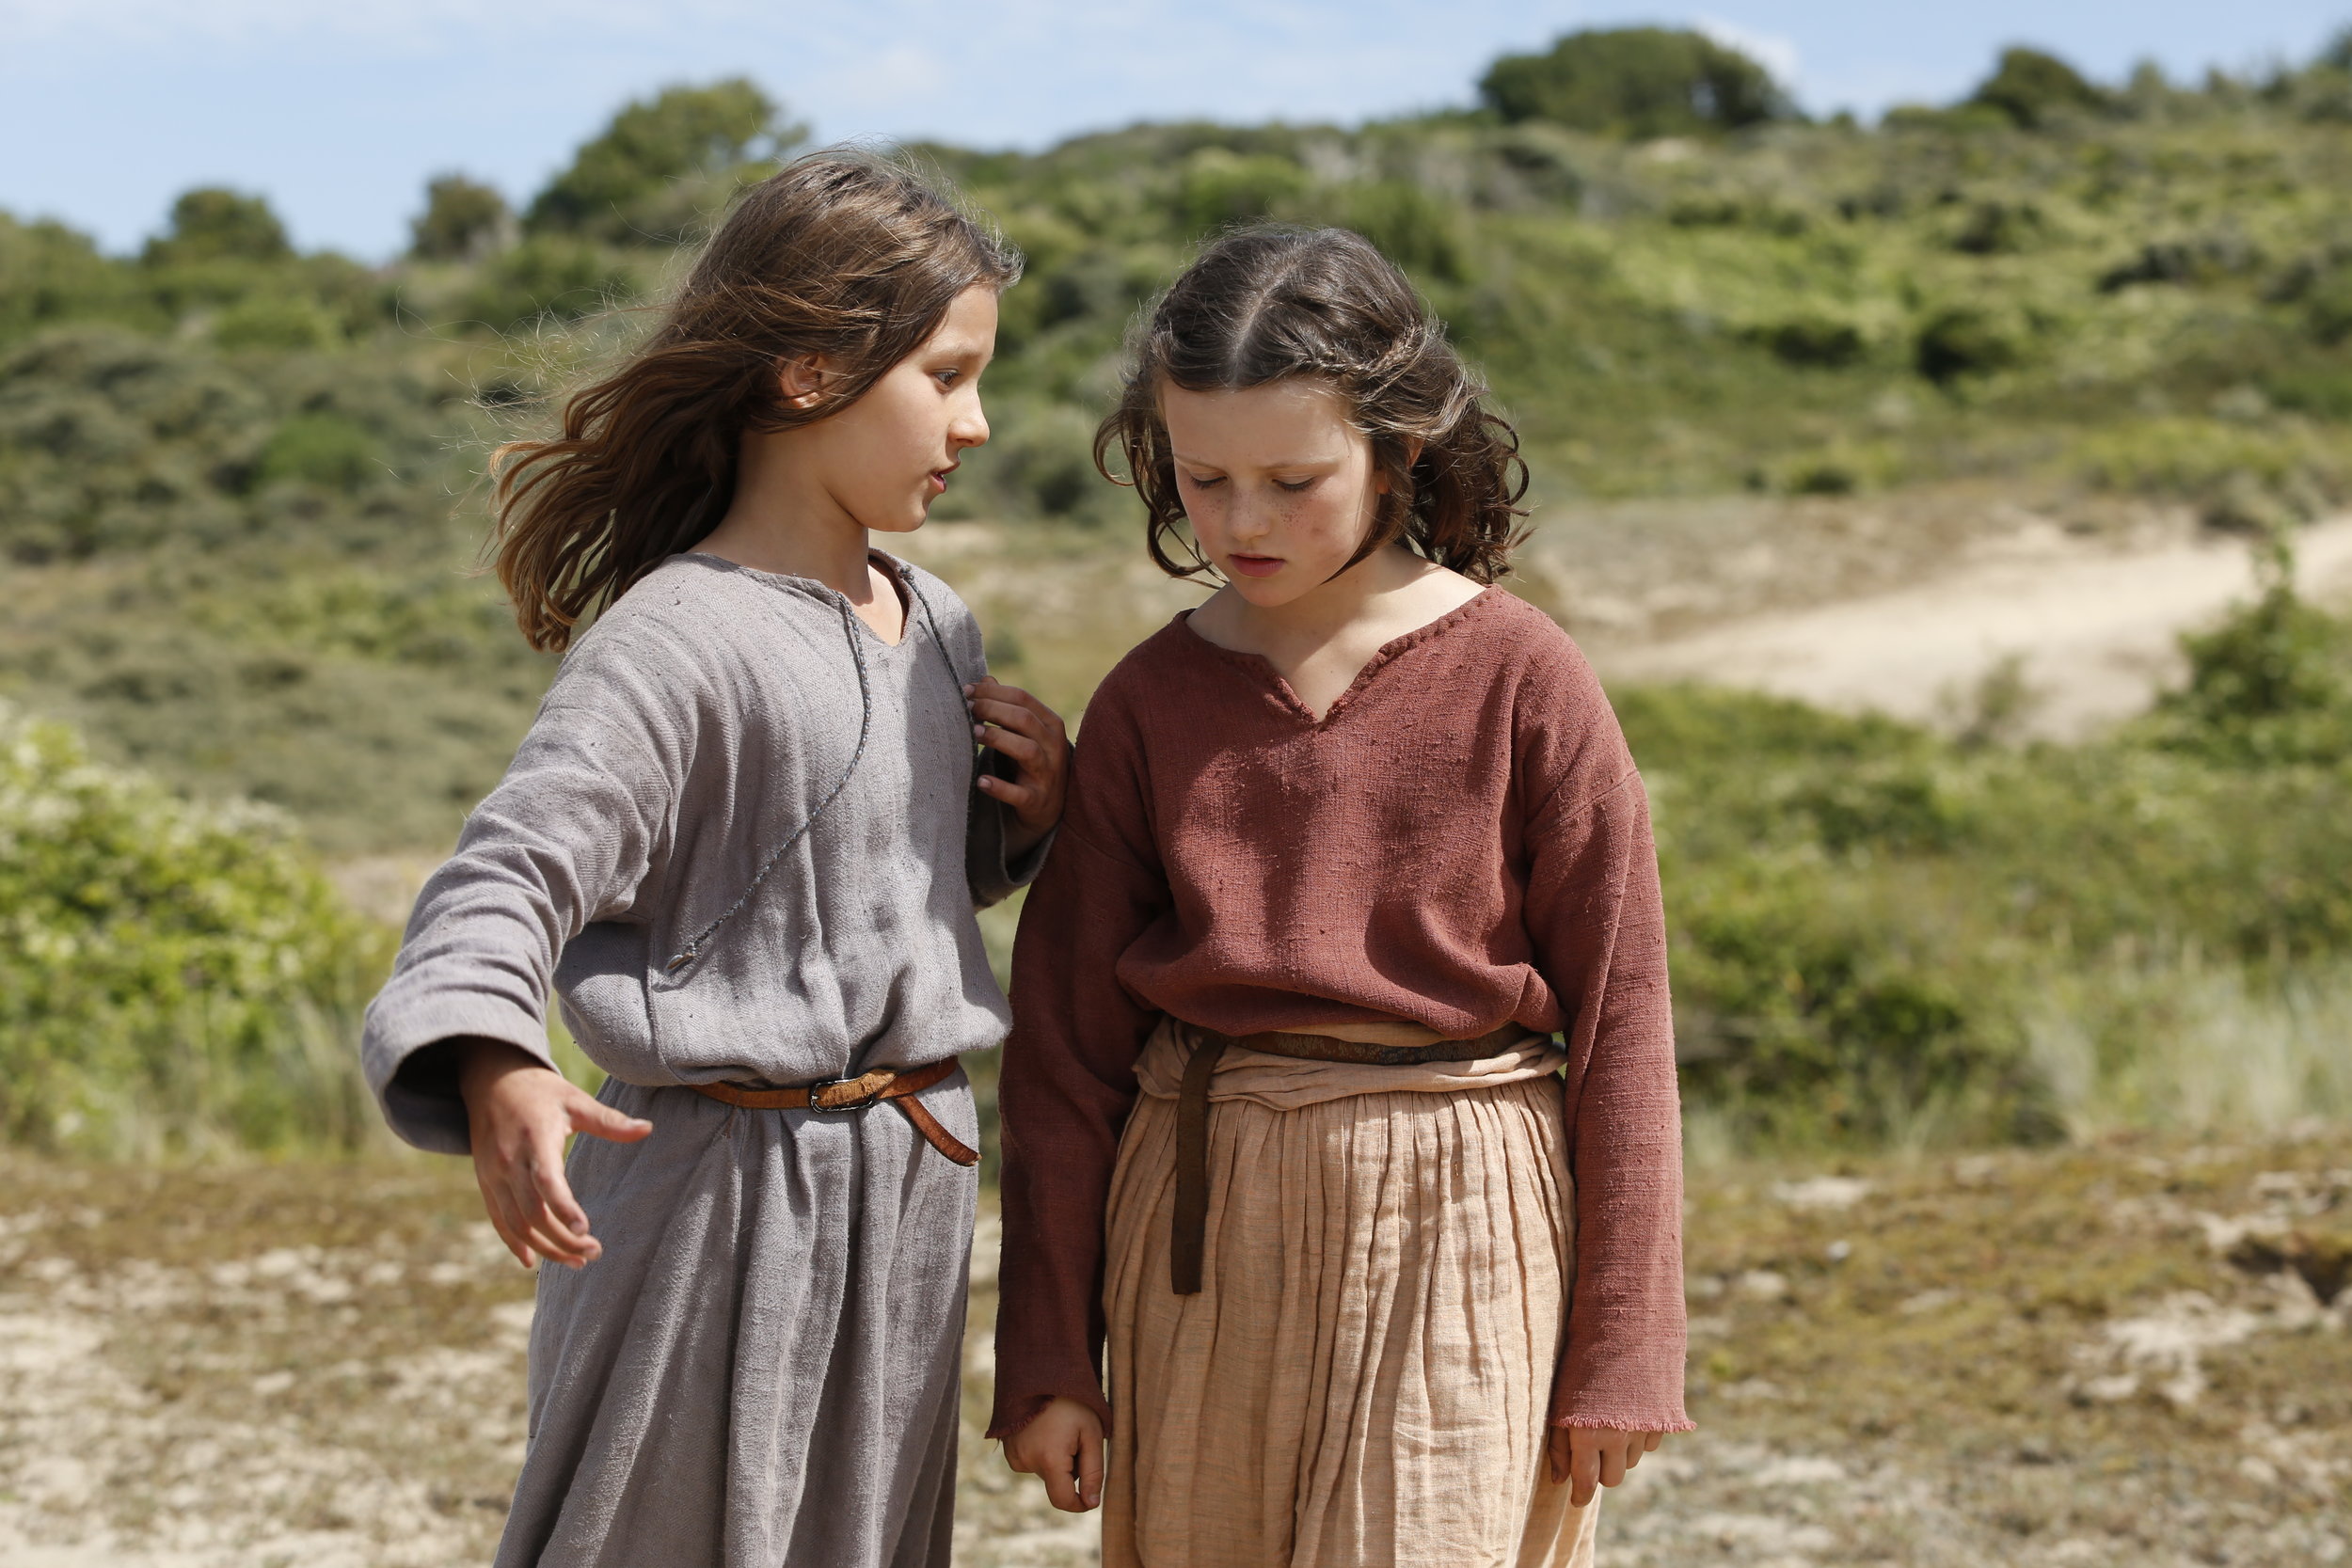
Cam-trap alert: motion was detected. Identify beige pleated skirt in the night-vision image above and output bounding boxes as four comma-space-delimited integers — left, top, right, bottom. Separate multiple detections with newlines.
1101, 1020, 1599, 1568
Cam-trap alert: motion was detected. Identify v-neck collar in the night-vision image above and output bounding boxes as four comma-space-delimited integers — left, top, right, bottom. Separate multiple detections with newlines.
1177, 588, 1500, 727
681, 548, 915, 650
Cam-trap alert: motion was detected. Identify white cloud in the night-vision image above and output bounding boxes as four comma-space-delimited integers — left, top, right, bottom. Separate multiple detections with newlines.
0, 0, 757, 48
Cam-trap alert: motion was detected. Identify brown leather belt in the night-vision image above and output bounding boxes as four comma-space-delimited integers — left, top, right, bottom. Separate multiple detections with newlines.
1168, 1022, 1531, 1295
690, 1058, 979, 1166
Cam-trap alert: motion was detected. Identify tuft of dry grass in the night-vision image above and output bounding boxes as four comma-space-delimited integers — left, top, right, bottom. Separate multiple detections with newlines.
0, 1133, 2344, 1565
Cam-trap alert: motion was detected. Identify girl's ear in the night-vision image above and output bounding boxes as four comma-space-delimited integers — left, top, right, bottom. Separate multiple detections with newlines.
777, 355, 834, 410
1371, 436, 1425, 495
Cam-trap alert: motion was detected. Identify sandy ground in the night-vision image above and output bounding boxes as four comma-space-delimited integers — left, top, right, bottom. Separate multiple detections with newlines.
1592, 515, 2352, 738
2, 1138, 2344, 1567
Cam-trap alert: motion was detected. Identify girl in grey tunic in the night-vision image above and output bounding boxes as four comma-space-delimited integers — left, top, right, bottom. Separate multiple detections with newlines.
358, 154, 1063, 1567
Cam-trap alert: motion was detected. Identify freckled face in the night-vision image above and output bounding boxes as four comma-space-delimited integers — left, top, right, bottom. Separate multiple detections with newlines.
797, 284, 997, 534
1161, 378, 1387, 608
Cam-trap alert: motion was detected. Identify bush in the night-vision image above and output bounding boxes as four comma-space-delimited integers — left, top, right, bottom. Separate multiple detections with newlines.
2141, 563, 2352, 767
525, 79, 806, 244
257, 412, 380, 491
143, 187, 293, 267
1321, 181, 1469, 284
1753, 314, 1867, 368
1173, 150, 1309, 235
458, 238, 642, 332
0, 327, 267, 559
1480, 27, 1794, 139
214, 297, 342, 354
0, 702, 389, 1154
1967, 47, 2108, 130
409, 174, 513, 261
1618, 633, 2352, 1148
1915, 305, 2025, 383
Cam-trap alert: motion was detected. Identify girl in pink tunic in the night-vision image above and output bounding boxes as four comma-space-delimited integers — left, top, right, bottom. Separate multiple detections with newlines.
990, 227, 1691, 1567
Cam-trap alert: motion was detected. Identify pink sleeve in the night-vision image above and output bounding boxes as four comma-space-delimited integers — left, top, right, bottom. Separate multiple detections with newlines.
1518, 641, 1692, 1433
988, 688, 1168, 1438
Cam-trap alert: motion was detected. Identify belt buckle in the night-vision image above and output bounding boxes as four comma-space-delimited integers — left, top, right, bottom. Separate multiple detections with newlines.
804, 1074, 882, 1113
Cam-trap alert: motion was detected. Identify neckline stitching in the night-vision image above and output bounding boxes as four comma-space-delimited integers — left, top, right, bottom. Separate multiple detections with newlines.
1179, 586, 1499, 727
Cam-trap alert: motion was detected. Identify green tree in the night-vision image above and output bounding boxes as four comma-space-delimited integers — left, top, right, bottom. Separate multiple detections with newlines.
142, 187, 292, 266
1967, 46, 2108, 129
525, 78, 808, 244
408, 173, 513, 261
2145, 555, 2352, 767
1479, 27, 1794, 139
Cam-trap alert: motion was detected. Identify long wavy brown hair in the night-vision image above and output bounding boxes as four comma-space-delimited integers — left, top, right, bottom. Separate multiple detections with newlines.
491, 150, 1021, 652
1095, 226, 1529, 585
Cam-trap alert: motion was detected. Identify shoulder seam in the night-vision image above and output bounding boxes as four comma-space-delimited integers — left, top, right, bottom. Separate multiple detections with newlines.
1534, 765, 1642, 831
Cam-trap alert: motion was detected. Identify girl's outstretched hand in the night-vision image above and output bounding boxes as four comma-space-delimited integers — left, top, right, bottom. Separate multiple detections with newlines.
1550, 1425, 1666, 1508
1002, 1395, 1104, 1513
456, 1038, 652, 1270
966, 677, 1070, 856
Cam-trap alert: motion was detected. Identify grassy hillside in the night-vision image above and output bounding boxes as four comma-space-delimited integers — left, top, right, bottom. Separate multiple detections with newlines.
6, 45, 2352, 852
5, 34, 2352, 1153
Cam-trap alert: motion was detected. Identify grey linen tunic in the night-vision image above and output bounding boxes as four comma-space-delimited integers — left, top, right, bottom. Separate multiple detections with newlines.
360, 550, 1041, 1568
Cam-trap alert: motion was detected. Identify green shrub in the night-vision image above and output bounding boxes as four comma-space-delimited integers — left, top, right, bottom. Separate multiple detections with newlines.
0, 326, 267, 559
459, 238, 641, 332
0, 214, 157, 345
1320, 181, 1469, 284
0, 702, 390, 1154
142, 187, 293, 267
2075, 418, 2338, 532
1752, 314, 1867, 367
257, 412, 380, 491
214, 297, 341, 354
1967, 47, 2109, 130
1174, 150, 1310, 235
1480, 26, 1794, 138
409, 173, 513, 261
1915, 305, 2025, 383
1617, 631, 2352, 1149
1948, 199, 2045, 256
2140, 564, 2352, 767
524, 78, 805, 244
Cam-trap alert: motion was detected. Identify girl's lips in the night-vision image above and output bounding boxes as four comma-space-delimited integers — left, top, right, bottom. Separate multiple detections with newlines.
927, 470, 950, 496
1228, 554, 1284, 578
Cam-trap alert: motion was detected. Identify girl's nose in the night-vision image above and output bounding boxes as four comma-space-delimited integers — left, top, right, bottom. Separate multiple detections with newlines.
951, 404, 989, 449
1227, 496, 1273, 544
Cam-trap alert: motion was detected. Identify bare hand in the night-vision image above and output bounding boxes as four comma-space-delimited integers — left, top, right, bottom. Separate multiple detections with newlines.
966, 677, 1069, 856
456, 1039, 652, 1270
1001, 1395, 1104, 1513
1549, 1425, 1666, 1507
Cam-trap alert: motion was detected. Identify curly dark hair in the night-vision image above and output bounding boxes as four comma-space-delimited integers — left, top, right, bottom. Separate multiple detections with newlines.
491, 150, 1022, 652
1094, 226, 1528, 584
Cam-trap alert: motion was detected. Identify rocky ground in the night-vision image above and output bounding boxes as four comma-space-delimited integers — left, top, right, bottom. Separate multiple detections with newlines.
0, 1132, 2343, 1566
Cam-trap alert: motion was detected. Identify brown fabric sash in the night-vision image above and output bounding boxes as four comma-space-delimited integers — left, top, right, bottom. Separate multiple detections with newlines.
1169, 1022, 1531, 1294
690, 1058, 979, 1166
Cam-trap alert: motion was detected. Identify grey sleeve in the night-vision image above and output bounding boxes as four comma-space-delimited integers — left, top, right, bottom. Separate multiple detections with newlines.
914, 563, 1056, 908
968, 749, 1056, 910
359, 674, 685, 1153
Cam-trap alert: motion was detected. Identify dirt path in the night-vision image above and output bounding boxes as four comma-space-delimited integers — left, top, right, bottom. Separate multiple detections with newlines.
1592, 516, 2352, 738
3, 1141, 2344, 1567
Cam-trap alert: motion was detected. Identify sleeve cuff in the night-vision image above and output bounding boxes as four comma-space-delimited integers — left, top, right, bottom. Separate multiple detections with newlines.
360, 989, 559, 1154
984, 1376, 1112, 1442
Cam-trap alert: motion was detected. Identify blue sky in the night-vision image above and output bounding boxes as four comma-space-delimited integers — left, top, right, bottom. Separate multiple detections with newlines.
3, 0, 2345, 259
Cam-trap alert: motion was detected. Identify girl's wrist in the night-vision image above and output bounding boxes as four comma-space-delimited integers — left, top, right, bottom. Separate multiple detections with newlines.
453, 1037, 548, 1100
